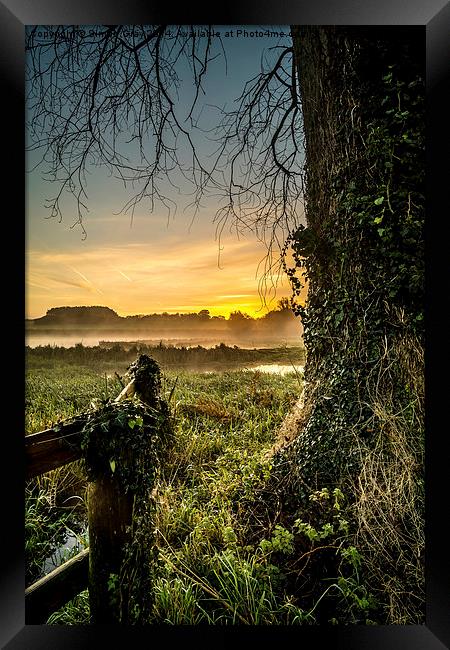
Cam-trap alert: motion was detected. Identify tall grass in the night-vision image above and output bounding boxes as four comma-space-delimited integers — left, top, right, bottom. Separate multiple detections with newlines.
26, 341, 305, 371
351, 332, 425, 623
25, 351, 304, 623
27, 345, 389, 626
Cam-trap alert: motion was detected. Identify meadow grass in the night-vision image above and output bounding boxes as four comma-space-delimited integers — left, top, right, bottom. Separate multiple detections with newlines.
26, 346, 382, 625
25, 351, 305, 623
26, 341, 305, 372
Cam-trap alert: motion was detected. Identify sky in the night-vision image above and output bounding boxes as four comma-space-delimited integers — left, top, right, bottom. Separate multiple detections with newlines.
26, 26, 304, 320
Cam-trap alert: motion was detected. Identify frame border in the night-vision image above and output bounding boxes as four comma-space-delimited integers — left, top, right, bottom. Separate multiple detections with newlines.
1, 1, 448, 647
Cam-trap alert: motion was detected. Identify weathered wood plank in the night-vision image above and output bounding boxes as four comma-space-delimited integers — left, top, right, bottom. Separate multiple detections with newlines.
25, 548, 90, 624
87, 478, 134, 623
25, 415, 88, 479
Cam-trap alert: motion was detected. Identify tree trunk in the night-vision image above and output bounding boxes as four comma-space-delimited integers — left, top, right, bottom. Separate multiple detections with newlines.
275, 26, 425, 623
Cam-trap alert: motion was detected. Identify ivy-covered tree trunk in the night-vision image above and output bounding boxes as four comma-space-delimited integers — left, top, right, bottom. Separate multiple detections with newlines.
275, 26, 425, 623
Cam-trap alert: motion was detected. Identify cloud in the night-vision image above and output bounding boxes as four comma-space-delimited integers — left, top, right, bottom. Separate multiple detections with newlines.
48, 276, 92, 291
26, 227, 293, 318
217, 294, 253, 299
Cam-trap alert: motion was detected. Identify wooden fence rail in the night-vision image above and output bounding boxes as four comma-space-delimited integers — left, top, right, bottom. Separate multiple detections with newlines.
25, 417, 88, 623
25, 415, 86, 479
25, 548, 89, 623
25, 413, 136, 624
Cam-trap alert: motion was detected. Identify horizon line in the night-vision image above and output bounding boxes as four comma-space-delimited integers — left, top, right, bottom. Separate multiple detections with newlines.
26, 301, 296, 322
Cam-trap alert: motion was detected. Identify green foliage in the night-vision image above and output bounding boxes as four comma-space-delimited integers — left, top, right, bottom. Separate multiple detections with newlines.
128, 415, 144, 429
152, 577, 206, 624
25, 365, 116, 433
258, 487, 378, 624
127, 365, 307, 624
25, 487, 74, 584
80, 399, 170, 492
25, 349, 398, 626
107, 573, 120, 608
46, 590, 90, 625
259, 525, 295, 556
332, 542, 378, 622
26, 341, 305, 372
25, 354, 301, 624
292, 487, 349, 545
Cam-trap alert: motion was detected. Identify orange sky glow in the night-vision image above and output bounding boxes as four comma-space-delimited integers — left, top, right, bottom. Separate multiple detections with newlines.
26, 210, 303, 320
25, 27, 305, 321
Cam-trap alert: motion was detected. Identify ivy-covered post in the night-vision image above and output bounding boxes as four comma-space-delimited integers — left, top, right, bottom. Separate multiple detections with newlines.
82, 355, 171, 624
87, 473, 133, 623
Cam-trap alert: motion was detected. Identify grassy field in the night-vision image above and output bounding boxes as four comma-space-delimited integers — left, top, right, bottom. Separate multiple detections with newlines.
26, 346, 308, 624
26, 343, 381, 625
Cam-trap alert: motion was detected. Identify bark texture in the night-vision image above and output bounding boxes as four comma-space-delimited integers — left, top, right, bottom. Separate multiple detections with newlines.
273, 26, 425, 623
87, 478, 134, 623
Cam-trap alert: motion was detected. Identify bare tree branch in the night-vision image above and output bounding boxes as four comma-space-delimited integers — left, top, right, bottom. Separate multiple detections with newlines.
26, 26, 306, 304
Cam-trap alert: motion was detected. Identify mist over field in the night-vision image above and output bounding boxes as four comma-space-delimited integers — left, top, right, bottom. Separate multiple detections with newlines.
26, 304, 303, 349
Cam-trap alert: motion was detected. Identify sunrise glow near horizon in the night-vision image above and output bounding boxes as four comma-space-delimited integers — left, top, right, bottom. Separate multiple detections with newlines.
26, 26, 304, 321
26, 207, 297, 320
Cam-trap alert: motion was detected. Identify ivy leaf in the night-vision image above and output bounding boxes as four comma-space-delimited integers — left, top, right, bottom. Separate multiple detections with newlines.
293, 227, 317, 256
117, 413, 128, 428
373, 215, 383, 224
128, 419, 136, 429
374, 196, 384, 205
335, 310, 344, 326
109, 458, 116, 473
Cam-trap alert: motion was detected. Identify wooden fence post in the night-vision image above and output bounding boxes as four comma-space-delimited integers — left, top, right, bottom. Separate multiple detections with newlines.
25, 354, 169, 624
84, 354, 169, 624
87, 476, 134, 624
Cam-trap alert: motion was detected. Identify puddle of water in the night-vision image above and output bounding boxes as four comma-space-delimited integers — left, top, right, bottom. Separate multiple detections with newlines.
43, 528, 89, 575
246, 364, 304, 375
38, 363, 302, 577
199, 363, 304, 375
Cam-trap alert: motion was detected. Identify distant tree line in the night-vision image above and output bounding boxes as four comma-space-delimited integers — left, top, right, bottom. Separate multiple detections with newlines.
27, 300, 302, 338
26, 340, 305, 368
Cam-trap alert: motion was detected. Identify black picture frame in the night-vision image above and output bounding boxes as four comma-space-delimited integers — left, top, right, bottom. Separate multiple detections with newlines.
1, 1, 448, 647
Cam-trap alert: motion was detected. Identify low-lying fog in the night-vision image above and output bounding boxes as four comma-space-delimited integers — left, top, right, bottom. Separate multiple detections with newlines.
25, 305, 303, 349
25, 329, 302, 349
